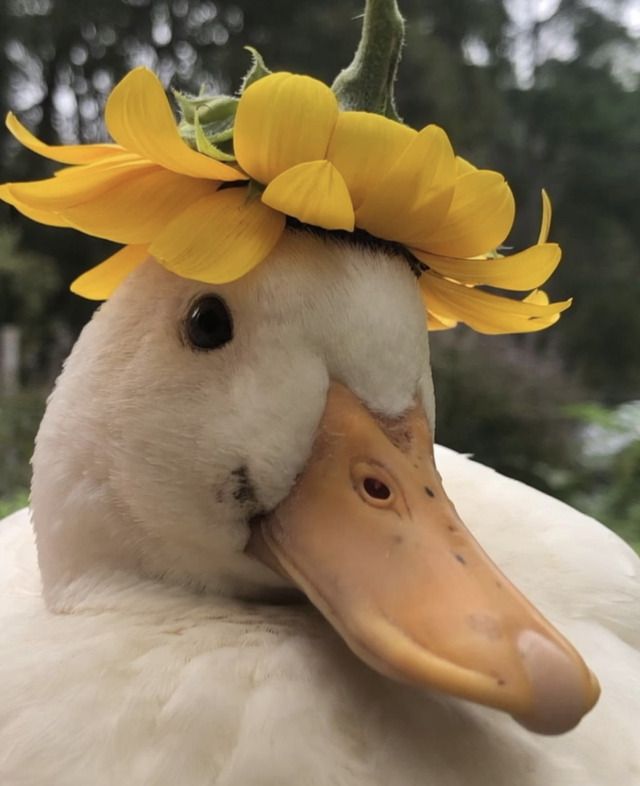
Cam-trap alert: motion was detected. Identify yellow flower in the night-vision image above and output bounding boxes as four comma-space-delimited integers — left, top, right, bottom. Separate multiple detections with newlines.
0, 67, 569, 334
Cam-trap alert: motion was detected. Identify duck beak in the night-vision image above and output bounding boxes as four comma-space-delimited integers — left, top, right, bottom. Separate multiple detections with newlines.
247, 382, 600, 734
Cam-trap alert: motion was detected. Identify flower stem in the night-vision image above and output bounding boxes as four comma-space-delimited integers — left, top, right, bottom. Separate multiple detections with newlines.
332, 0, 405, 121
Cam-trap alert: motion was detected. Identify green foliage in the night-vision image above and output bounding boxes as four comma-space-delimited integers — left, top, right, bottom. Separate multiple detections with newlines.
605, 440, 640, 551
431, 330, 584, 494
0, 226, 60, 326
432, 336, 640, 550
561, 402, 640, 551
0, 488, 29, 519
0, 227, 66, 390
0, 389, 46, 498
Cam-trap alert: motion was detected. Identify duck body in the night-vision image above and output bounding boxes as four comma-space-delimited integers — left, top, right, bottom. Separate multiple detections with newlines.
0, 234, 639, 785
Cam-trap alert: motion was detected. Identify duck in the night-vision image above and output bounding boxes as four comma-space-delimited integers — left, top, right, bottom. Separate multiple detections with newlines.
1, 0, 640, 778
0, 232, 639, 786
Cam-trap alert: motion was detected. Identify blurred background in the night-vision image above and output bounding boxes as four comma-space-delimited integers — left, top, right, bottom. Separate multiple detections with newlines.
0, 0, 638, 548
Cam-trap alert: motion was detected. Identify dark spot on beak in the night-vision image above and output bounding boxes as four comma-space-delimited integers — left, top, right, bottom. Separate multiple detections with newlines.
231, 465, 257, 505
454, 553, 467, 565
424, 486, 435, 497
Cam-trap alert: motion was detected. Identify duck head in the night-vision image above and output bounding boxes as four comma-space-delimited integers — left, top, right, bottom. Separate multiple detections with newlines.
31, 230, 599, 734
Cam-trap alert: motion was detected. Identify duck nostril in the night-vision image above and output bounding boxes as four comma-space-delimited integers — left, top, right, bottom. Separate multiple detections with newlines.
362, 477, 391, 501
352, 462, 396, 508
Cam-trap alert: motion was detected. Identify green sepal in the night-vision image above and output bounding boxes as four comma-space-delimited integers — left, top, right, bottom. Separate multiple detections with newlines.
194, 112, 236, 162
176, 90, 239, 160
173, 89, 202, 124
174, 47, 270, 163
174, 90, 239, 126
240, 46, 271, 93
245, 179, 265, 202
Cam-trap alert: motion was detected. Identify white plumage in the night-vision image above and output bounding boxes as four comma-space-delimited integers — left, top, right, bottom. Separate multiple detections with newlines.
0, 233, 638, 785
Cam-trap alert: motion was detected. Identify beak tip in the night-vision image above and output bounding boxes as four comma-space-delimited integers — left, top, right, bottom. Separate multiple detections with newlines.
513, 629, 600, 735
589, 669, 602, 706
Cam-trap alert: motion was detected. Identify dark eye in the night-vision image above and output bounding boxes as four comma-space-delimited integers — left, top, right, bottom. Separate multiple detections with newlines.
185, 295, 233, 351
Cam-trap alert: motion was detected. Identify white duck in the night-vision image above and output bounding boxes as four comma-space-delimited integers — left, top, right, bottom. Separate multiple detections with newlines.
1, 232, 639, 786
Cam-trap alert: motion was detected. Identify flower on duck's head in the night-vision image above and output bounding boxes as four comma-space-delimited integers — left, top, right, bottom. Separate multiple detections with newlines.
0, 56, 570, 334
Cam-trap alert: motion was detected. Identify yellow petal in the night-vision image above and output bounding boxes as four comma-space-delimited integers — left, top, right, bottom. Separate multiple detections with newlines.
355, 124, 457, 246
521, 289, 561, 328
415, 170, 516, 258
262, 160, 354, 231
61, 168, 214, 244
523, 289, 551, 305
6, 112, 122, 164
8, 155, 152, 209
70, 244, 149, 300
234, 73, 338, 184
426, 310, 458, 331
0, 184, 71, 227
455, 156, 476, 176
326, 112, 416, 209
105, 67, 244, 182
150, 187, 285, 284
420, 272, 571, 334
412, 243, 562, 291
538, 189, 552, 244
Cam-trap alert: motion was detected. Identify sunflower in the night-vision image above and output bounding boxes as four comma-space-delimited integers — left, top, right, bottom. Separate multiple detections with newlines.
0, 67, 569, 334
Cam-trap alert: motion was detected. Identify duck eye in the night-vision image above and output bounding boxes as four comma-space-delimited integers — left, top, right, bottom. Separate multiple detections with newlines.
185, 295, 233, 351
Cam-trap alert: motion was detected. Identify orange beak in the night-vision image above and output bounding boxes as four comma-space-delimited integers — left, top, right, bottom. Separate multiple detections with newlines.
247, 382, 600, 734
